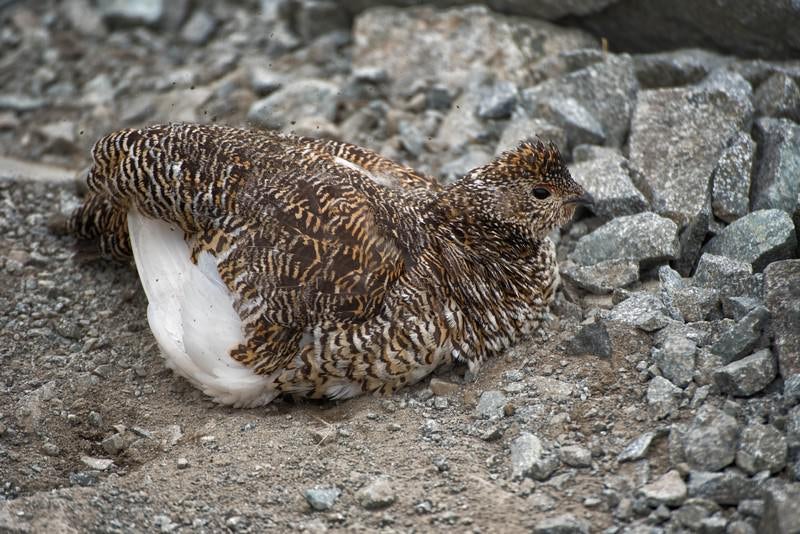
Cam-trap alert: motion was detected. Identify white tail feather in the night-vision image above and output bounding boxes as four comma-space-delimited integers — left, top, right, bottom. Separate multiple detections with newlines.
127, 210, 279, 407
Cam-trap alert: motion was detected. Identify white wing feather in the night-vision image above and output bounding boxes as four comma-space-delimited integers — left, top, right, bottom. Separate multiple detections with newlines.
127, 210, 279, 407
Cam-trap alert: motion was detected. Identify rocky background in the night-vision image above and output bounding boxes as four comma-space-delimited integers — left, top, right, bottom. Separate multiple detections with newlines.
1, 0, 800, 532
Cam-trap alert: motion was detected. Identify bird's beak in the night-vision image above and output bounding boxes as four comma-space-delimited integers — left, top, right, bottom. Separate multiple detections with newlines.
564, 191, 595, 207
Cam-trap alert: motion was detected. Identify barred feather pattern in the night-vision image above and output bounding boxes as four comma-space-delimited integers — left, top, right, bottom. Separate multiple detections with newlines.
69, 123, 586, 403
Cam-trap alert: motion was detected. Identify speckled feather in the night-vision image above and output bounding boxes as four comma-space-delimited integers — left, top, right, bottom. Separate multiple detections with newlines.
70, 123, 587, 404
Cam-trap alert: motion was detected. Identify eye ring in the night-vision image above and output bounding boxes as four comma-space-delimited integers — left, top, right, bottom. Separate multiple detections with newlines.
532, 187, 551, 200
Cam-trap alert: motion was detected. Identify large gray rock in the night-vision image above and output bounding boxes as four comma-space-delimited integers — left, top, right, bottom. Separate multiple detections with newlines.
561, 259, 639, 294
98, 0, 164, 27
647, 376, 682, 419
735, 423, 787, 475
609, 292, 672, 332
495, 117, 566, 156
356, 477, 396, 510
709, 306, 770, 364
476, 390, 507, 419
569, 212, 679, 267
751, 118, 800, 216
524, 96, 605, 150
760, 482, 800, 534
639, 470, 688, 507
754, 72, 800, 122
476, 80, 518, 120
633, 49, 731, 89
568, 152, 649, 218
683, 405, 739, 471
713, 349, 777, 397
629, 73, 753, 228
352, 5, 595, 93
510, 432, 559, 481
692, 253, 759, 299
247, 79, 339, 131
578, 0, 800, 60
687, 471, 759, 506
704, 209, 797, 272
521, 55, 638, 147
564, 318, 612, 358
711, 132, 755, 223
652, 333, 696, 388
764, 260, 800, 378
532, 513, 590, 534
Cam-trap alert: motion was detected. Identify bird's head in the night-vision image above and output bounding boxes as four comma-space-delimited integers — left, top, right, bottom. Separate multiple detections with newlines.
444, 139, 592, 240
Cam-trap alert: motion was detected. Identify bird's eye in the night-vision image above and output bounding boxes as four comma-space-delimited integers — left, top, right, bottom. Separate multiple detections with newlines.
532, 187, 551, 200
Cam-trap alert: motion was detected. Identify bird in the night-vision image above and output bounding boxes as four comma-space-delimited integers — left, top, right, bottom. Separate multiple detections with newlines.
69, 122, 591, 407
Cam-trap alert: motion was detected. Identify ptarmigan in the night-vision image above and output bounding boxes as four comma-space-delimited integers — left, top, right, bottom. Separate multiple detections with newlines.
69, 123, 591, 407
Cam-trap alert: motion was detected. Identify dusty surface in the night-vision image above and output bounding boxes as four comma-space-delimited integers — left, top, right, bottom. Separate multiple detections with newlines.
0, 178, 665, 532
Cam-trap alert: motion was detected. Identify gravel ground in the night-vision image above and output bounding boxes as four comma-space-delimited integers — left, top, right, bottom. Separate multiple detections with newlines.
1, 1, 800, 533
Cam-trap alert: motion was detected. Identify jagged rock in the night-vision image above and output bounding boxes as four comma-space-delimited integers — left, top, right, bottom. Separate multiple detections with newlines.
692, 253, 760, 299
495, 117, 566, 156
754, 72, 800, 121
568, 152, 649, 218
628, 72, 753, 227
640, 470, 687, 507
569, 212, 679, 267
683, 405, 739, 471
561, 259, 639, 294
609, 292, 672, 332
558, 445, 592, 467
633, 49, 730, 89
714, 349, 777, 397
524, 96, 605, 149
565, 318, 612, 358
736, 423, 787, 475
247, 79, 339, 130
647, 376, 682, 419
764, 260, 800, 378
476, 80, 518, 120
510, 432, 559, 481
439, 146, 493, 182
760, 482, 800, 534
356, 477, 396, 510
669, 286, 720, 323
721, 296, 761, 321
99, 0, 165, 27
352, 5, 595, 93
688, 471, 760, 506
709, 306, 770, 364
711, 132, 755, 223
532, 513, 590, 534
703, 209, 797, 273
520, 55, 638, 147
752, 118, 800, 217
652, 333, 696, 388
476, 390, 507, 419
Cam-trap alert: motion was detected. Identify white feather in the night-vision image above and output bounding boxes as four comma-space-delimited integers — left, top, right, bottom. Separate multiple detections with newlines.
127, 209, 279, 407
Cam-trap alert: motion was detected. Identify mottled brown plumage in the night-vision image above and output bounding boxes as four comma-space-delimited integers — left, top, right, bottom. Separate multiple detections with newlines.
70, 123, 589, 406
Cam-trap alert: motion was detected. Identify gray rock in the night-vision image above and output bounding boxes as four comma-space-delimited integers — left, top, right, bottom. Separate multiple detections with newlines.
787, 405, 800, 453
684, 405, 739, 471
476, 81, 518, 120
711, 132, 755, 223
736, 423, 787, 475
510, 432, 559, 481
754, 72, 800, 122
618, 431, 660, 463
101, 433, 125, 455
693, 253, 759, 298
721, 296, 761, 321
0, 94, 46, 111
437, 84, 488, 151
525, 96, 605, 149
558, 445, 592, 468
640, 470, 687, 507
247, 79, 339, 131
352, 5, 595, 93
785, 374, 800, 405
356, 477, 396, 510
633, 48, 730, 89
64, 0, 106, 36
628, 74, 753, 228
561, 259, 639, 294
609, 292, 672, 332
180, 10, 217, 45
520, 55, 638, 147
709, 306, 770, 364
568, 153, 649, 218
669, 286, 720, 323
304, 486, 341, 511
99, 0, 164, 27
495, 117, 566, 156
704, 209, 797, 273
294, 0, 350, 42
439, 147, 493, 182
764, 260, 800, 378
688, 471, 759, 506
760, 482, 800, 534
673, 498, 721, 531
569, 212, 680, 267
476, 390, 507, 419
752, 118, 800, 215
652, 333, 697, 388
647, 376, 682, 419
532, 513, 590, 534
578, 0, 800, 60
564, 319, 612, 358
714, 349, 777, 397
738, 499, 765, 518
